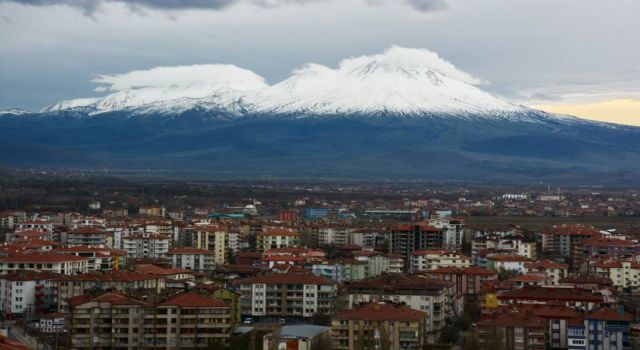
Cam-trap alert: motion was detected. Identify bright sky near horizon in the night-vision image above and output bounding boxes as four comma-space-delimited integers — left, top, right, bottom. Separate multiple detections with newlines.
0, 0, 638, 126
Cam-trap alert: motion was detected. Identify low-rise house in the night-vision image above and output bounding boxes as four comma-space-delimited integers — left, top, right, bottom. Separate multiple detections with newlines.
264, 325, 330, 350
331, 303, 428, 350
38, 313, 66, 333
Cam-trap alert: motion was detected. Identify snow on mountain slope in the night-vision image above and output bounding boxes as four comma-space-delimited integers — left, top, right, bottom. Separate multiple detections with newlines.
42, 47, 526, 117
0, 108, 30, 116
247, 46, 524, 115
43, 64, 267, 114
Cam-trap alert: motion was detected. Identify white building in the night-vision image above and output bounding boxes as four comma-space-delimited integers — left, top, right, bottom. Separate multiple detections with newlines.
0, 254, 90, 275
122, 233, 170, 259
166, 248, 216, 273
0, 271, 59, 316
428, 217, 464, 250
410, 250, 472, 272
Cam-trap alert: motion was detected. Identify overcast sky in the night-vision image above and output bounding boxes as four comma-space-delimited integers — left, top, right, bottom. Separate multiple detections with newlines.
1, 0, 639, 124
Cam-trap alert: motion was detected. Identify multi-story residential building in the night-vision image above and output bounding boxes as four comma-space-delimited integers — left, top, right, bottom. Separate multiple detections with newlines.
122, 233, 170, 259
567, 308, 631, 350
0, 253, 90, 275
497, 287, 604, 311
523, 259, 568, 285
476, 309, 547, 350
311, 259, 368, 283
0, 211, 26, 229
66, 227, 113, 247
428, 216, 464, 250
350, 228, 387, 248
576, 237, 640, 269
410, 250, 472, 272
541, 224, 599, 258
427, 266, 497, 297
352, 250, 389, 277
344, 274, 459, 341
17, 220, 56, 233
144, 220, 173, 235
518, 241, 538, 260
194, 226, 237, 264
166, 247, 216, 273
315, 226, 352, 246
54, 270, 167, 311
331, 303, 428, 350
38, 313, 66, 333
486, 254, 531, 274
388, 223, 444, 263
0, 270, 59, 316
590, 259, 640, 291
235, 274, 337, 318
53, 246, 126, 271
68, 292, 232, 349
256, 228, 300, 252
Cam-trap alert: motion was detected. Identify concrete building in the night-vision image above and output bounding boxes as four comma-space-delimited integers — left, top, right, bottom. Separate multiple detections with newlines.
331, 303, 427, 350
166, 247, 216, 273
0, 254, 89, 275
122, 233, 170, 259
68, 292, 232, 349
410, 250, 472, 272
235, 274, 337, 318
256, 228, 300, 252
264, 325, 330, 350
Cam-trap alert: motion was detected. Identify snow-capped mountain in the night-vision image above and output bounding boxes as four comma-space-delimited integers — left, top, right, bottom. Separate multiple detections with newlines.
0, 108, 30, 116
4, 46, 640, 181
41, 47, 525, 117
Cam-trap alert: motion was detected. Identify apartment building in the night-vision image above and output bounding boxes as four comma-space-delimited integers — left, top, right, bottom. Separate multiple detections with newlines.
427, 266, 497, 297
331, 303, 428, 350
235, 274, 337, 318
122, 233, 170, 259
590, 259, 640, 291
166, 248, 216, 273
344, 274, 459, 341
523, 259, 569, 286
194, 226, 237, 264
256, 228, 300, 252
53, 246, 126, 271
476, 309, 547, 350
567, 308, 631, 350
66, 227, 113, 247
428, 216, 464, 250
388, 223, 444, 262
410, 250, 472, 272
0, 270, 59, 316
0, 253, 89, 275
68, 292, 232, 349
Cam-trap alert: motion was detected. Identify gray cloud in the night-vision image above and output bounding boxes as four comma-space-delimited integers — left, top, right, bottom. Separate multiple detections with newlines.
1, 0, 447, 13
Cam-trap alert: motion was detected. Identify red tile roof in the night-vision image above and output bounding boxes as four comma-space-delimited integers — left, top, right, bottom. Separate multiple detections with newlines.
136, 264, 194, 276
158, 292, 229, 308
56, 270, 161, 282
0, 270, 61, 281
333, 303, 426, 321
498, 286, 603, 303
166, 247, 215, 255
69, 227, 107, 235
258, 228, 299, 237
524, 259, 568, 270
429, 266, 496, 276
235, 273, 336, 286
478, 309, 547, 328
0, 253, 89, 263
582, 237, 638, 247
488, 254, 530, 262
586, 308, 632, 322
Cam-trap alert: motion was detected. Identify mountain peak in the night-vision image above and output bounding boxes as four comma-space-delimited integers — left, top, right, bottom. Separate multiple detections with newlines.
41, 47, 525, 117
